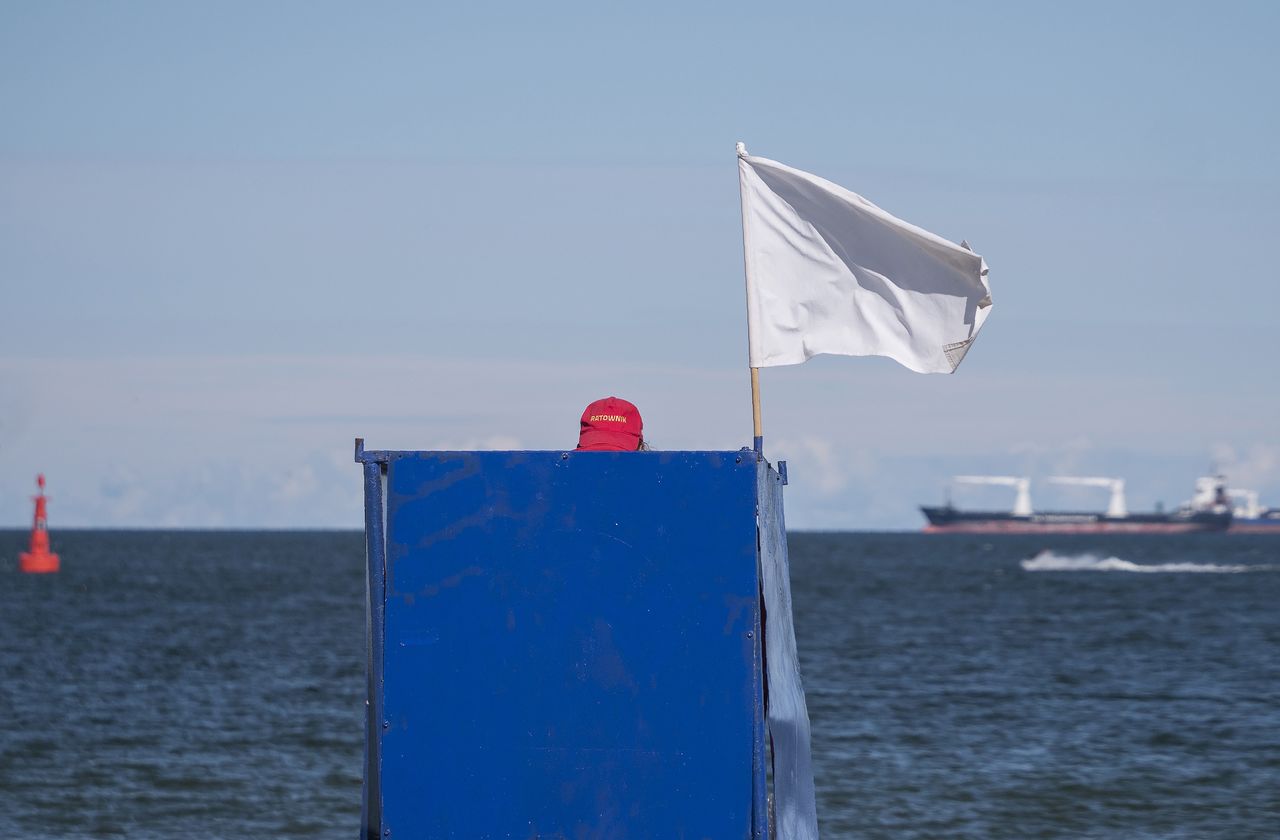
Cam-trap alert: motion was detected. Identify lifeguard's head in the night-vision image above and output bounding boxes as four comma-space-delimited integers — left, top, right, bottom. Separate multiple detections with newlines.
577, 396, 644, 451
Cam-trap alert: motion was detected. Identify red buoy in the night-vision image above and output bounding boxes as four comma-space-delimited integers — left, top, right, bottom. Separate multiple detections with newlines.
19, 474, 60, 574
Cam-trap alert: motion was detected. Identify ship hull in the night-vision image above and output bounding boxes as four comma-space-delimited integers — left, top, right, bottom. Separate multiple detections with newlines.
920, 507, 1232, 534
1228, 518, 1280, 534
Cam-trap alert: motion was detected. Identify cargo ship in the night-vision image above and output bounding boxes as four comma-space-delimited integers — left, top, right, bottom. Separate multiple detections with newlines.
1227, 488, 1280, 533
921, 475, 1233, 534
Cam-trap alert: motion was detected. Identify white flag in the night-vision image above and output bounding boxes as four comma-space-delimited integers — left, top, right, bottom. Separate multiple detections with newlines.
738, 146, 993, 373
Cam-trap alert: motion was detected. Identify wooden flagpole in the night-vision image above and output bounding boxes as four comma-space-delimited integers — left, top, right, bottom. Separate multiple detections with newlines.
750, 367, 763, 457
738, 141, 764, 460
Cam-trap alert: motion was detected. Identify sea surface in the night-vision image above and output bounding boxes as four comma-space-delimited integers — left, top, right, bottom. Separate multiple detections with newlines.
2, 531, 1278, 839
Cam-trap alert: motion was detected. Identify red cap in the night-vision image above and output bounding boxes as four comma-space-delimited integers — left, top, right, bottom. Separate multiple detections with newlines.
577, 397, 643, 451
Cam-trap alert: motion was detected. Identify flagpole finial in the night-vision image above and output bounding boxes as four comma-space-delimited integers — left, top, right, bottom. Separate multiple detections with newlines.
735, 141, 747, 157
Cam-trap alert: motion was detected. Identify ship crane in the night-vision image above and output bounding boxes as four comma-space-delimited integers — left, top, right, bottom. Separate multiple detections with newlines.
1228, 488, 1260, 519
953, 476, 1033, 517
1048, 476, 1127, 518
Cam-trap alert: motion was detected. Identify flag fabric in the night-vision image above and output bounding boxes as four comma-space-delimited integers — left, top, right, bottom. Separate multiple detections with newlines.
738, 146, 993, 373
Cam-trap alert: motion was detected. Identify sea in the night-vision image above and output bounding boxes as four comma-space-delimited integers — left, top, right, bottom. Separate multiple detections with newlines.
2, 531, 1277, 839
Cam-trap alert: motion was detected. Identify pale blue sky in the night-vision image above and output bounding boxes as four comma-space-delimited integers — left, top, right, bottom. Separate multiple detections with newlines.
2, 1, 1277, 528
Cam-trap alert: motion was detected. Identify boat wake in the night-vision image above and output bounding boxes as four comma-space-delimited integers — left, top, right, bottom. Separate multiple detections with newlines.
1020, 551, 1273, 574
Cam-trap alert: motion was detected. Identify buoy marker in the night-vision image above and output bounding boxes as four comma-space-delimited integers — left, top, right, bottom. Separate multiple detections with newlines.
19, 474, 60, 574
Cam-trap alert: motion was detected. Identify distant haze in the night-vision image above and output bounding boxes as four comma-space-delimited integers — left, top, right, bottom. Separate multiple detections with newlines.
2, 2, 1278, 529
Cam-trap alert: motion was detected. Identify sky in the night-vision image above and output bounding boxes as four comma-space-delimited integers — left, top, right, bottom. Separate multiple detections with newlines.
2, 0, 1278, 529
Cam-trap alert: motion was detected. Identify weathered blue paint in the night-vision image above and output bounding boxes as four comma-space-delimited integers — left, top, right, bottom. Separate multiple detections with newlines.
758, 463, 820, 838
750, 547, 769, 840
360, 459, 386, 840
355, 437, 391, 465
358, 446, 794, 839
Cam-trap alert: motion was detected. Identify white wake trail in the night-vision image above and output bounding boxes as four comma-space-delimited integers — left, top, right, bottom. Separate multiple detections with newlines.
1020, 551, 1269, 574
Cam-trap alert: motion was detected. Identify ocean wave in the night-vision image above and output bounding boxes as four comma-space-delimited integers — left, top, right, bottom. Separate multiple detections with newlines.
1020, 551, 1271, 574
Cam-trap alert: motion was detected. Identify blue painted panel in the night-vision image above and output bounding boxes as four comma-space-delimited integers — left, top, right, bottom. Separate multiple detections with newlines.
361, 460, 386, 840
758, 463, 818, 839
381, 451, 761, 839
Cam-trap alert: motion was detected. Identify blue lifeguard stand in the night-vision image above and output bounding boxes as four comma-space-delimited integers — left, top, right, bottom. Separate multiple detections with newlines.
356, 441, 817, 839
